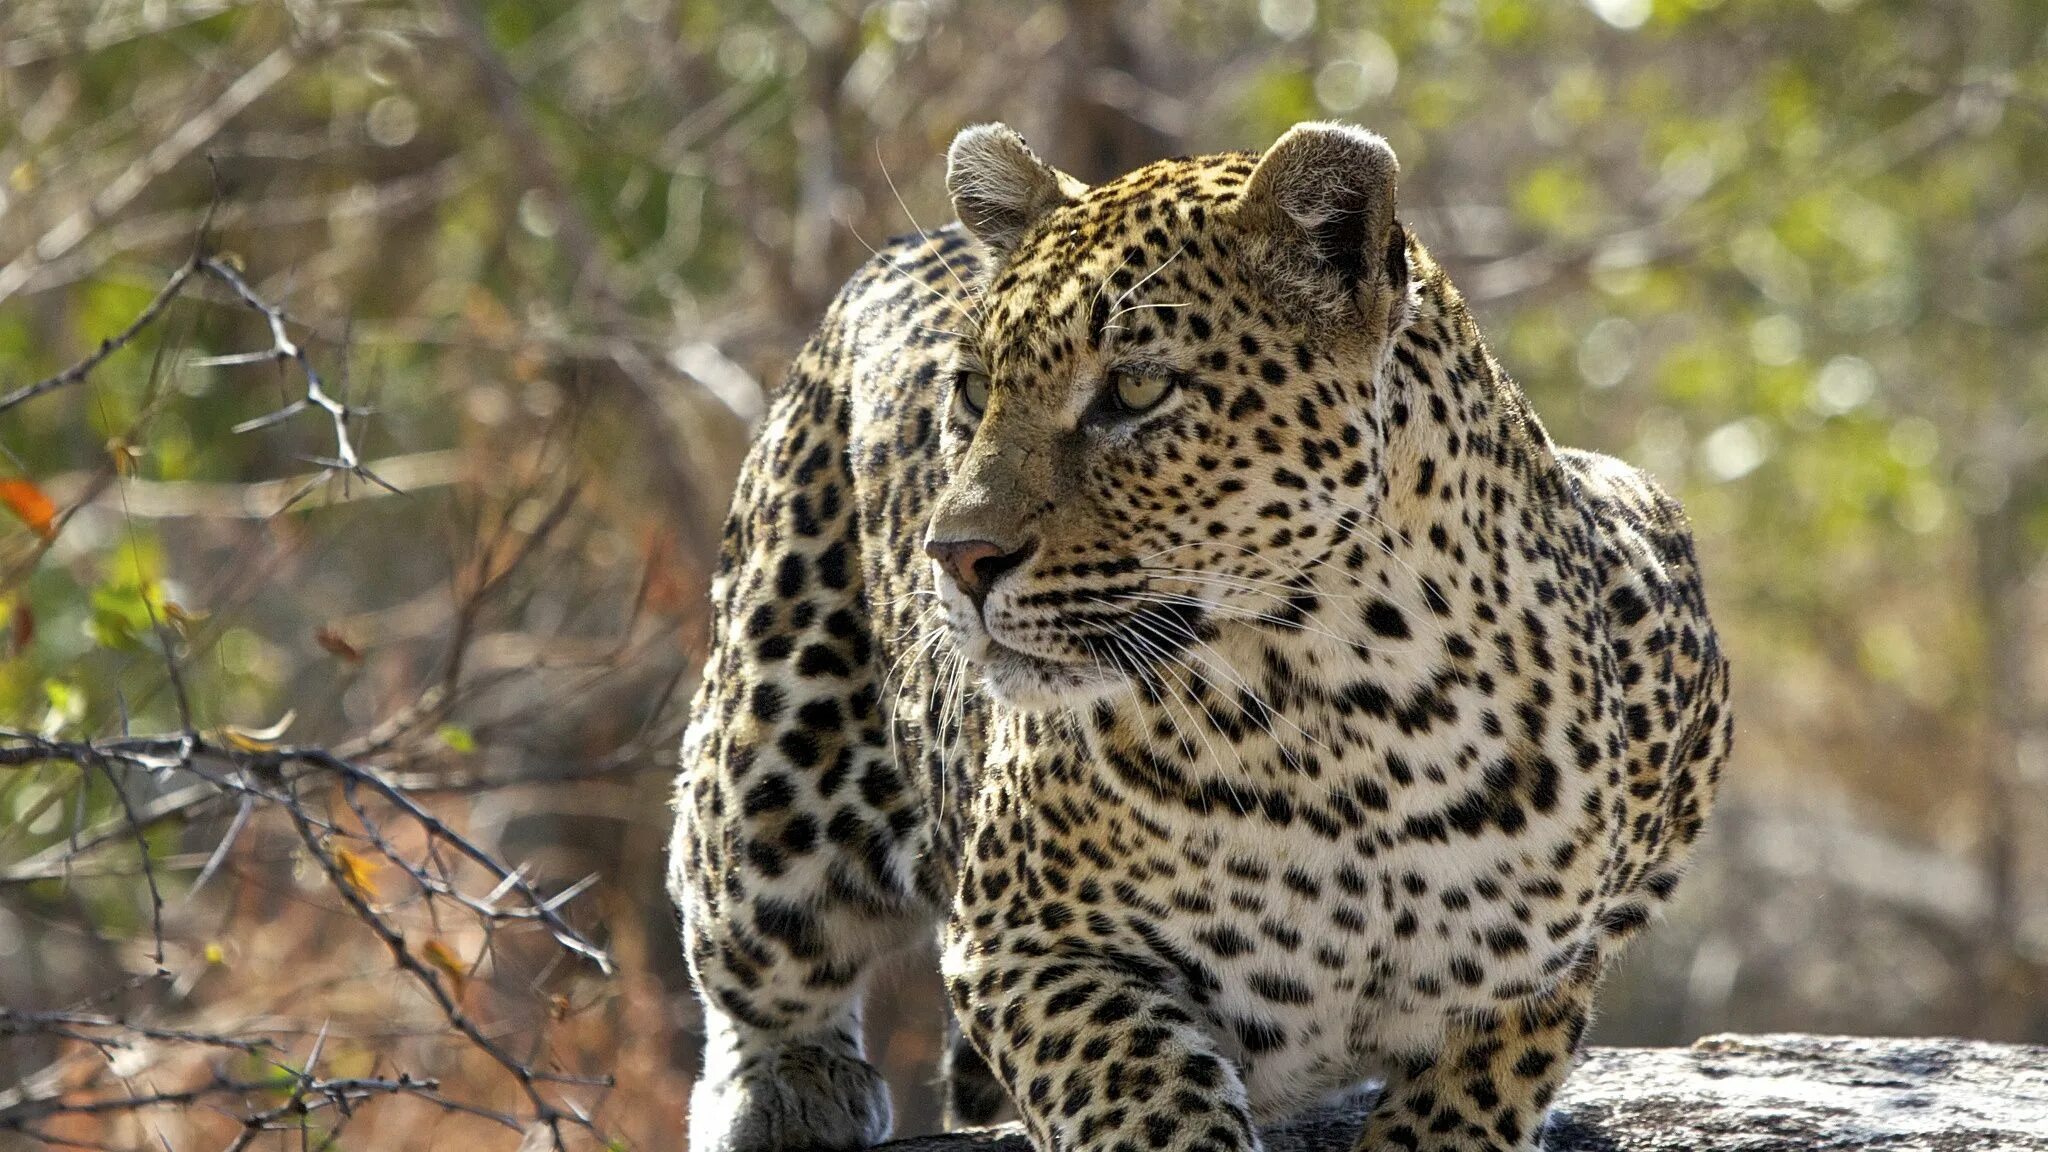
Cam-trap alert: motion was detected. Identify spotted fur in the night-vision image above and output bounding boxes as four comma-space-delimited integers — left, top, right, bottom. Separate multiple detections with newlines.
670, 122, 1729, 1152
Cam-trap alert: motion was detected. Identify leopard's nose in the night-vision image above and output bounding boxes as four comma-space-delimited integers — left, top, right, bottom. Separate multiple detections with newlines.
926, 537, 1035, 605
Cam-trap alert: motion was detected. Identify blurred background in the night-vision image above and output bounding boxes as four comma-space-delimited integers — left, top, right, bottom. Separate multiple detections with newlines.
2, 0, 2045, 1148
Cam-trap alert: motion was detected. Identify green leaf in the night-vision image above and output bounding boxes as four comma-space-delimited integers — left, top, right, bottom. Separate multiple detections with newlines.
1511, 165, 1598, 239
436, 724, 477, 754
41, 679, 86, 738
87, 580, 159, 652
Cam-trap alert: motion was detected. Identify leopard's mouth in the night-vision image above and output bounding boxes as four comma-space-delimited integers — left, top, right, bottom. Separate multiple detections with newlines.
943, 586, 1222, 711
966, 631, 1125, 711
936, 578, 1212, 710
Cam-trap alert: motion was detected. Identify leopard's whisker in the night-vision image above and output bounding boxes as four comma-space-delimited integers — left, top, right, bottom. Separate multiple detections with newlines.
1092, 248, 1139, 314
876, 139, 992, 332
883, 611, 953, 780
1135, 573, 1406, 655
1120, 585, 1378, 656
843, 217, 986, 336
1142, 516, 1450, 647
1112, 244, 1186, 312
1105, 614, 1376, 811
1109, 623, 1254, 804
1105, 301, 1191, 326
1312, 500, 1455, 645
1114, 599, 1341, 765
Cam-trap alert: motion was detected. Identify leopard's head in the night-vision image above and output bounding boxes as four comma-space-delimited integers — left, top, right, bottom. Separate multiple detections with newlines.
925, 122, 1417, 711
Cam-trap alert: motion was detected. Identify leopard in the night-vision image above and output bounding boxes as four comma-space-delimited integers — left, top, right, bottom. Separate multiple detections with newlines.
669, 121, 1730, 1152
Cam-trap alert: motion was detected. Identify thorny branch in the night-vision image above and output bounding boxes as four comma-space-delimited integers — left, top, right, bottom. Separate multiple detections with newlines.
0, 247, 387, 501
0, 733, 615, 967
0, 261, 201, 415
0, 1007, 526, 1149
0, 229, 687, 1149
0, 730, 622, 1147
198, 256, 383, 482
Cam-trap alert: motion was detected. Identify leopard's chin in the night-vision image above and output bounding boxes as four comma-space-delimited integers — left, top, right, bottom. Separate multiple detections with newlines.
969, 637, 1125, 713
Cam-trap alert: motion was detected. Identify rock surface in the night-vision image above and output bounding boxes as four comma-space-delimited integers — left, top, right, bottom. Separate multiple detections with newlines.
882, 1034, 2048, 1152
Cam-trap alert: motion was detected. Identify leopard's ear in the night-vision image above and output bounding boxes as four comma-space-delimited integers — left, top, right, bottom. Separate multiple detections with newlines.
1239, 121, 1407, 294
947, 124, 1084, 256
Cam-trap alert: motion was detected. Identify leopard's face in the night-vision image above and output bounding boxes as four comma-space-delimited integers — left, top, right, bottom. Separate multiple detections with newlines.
925, 130, 1413, 711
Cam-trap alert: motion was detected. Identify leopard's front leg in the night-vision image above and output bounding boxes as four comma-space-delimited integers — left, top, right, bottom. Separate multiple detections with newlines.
942, 791, 1262, 1152
1357, 965, 1597, 1152
670, 364, 944, 1152
945, 927, 1261, 1152
674, 689, 936, 1152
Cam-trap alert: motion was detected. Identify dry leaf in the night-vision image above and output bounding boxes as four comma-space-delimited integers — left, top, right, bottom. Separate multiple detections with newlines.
641, 522, 690, 615
219, 728, 275, 752
106, 437, 143, 477
0, 479, 58, 540
161, 600, 209, 631
331, 846, 380, 902
422, 938, 468, 994
461, 286, 516, 342
218, 709, 297, 752
8, 601, 32, 657
511, 343, 547, 383
315, 626, 363, 663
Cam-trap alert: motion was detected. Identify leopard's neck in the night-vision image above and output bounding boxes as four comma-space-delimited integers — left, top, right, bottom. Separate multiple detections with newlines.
1374, 242, 1563, 538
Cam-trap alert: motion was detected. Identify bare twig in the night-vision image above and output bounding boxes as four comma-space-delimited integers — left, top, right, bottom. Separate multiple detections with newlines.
0, 64, 673, 1135
198, 256, 385, 484
0, 731, 612, 972
83, 752, 167, 968
283, 794, 593, 1150
0, 727, 618, 1147
39, 449, 466, 520
0, 45, 297, 306
0, 1010, 266, 1054
1, 238, 413, 591
0, 1007, 511, 1139
0, 261, 200, 415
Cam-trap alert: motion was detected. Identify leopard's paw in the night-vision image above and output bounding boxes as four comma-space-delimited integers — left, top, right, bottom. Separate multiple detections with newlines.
940, 1027, 1008, 1128
689, 1040, 892, 1152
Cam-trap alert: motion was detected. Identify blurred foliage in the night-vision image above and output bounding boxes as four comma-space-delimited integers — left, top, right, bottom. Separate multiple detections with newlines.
2, 0, 2047, 1146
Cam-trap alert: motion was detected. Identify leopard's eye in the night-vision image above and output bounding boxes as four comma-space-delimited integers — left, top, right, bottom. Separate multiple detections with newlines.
1110, 369, 1174, 414
957, 371, 991, 418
